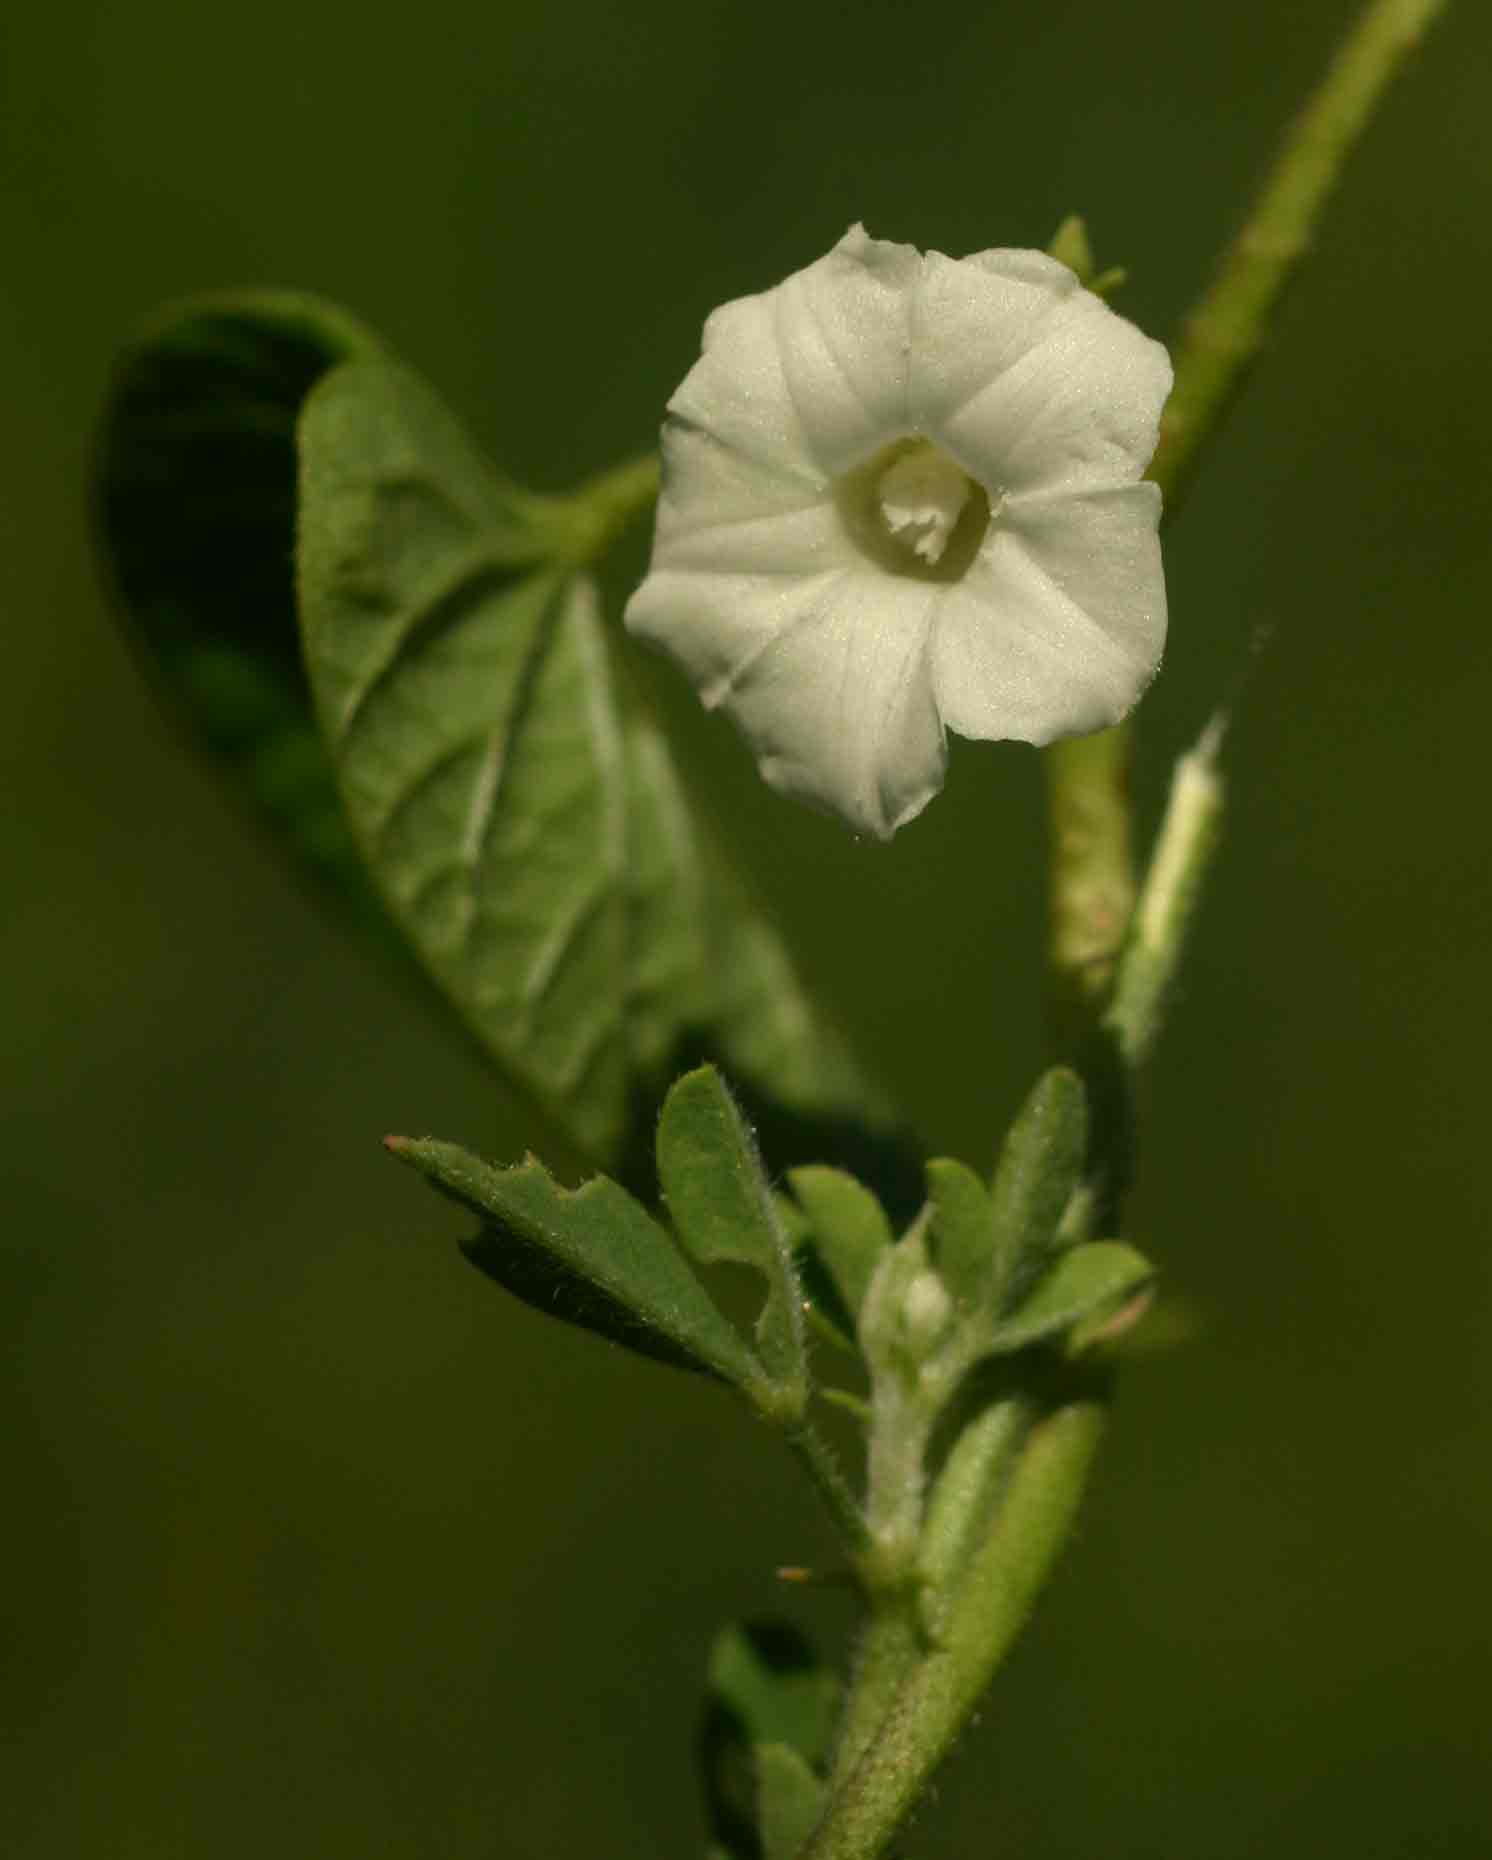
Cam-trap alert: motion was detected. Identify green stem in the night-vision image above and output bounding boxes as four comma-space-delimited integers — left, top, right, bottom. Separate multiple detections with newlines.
568, 449, 661, 554
1044, 729, 1136, 1026
828, 1593, 925, 1788
1046, 0, 1447, 1065
802, 1400, 1108, 1860
785, 1419, 872, 1553
1150, 0, 1449, 517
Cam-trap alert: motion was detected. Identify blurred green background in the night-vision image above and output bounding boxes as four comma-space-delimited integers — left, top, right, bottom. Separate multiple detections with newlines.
5, 1, 1490, 1854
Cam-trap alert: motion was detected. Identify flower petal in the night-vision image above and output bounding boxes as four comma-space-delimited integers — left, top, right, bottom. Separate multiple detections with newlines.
700, 568, 946, 839
931, 481, 1165, 745
626, 561, 851, 709
912, 250, 1171, 497
666, 226, 919, 489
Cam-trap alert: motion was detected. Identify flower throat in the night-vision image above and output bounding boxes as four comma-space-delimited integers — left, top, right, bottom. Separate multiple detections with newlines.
835, 438, 991, 583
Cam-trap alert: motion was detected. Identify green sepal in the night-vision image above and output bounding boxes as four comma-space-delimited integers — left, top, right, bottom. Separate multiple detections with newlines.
989, 1067, 1089, 1300
785, 1164, 892, 1328
701, 1621, 839, 1860
1047, 214, 1127, 297
924, 1158, 995, 1310
758, 1745, 827, 1860
993, 1240, 1155, 1355
93, 292, 389, 931
386, 1137, 759, 1388
657, 1068, 806, 1409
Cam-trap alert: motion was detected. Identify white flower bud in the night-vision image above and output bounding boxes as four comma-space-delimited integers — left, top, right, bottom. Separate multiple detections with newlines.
901, 1269, 955, 1358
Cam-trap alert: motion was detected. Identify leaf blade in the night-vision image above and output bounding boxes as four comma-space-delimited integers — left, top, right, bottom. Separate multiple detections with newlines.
993, 1240, 1155, 1355
296, 356, 901, 1175
924, 1157, 995, 1310
657, 1067, 807, 1404
786, 1164, 893, 1331
389, 1137, 758, 1386
94, 291, 388, 927
989, 1066, 1089, 1301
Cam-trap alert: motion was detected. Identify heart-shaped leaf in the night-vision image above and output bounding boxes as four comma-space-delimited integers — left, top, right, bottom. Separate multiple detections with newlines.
94, 292, 390, 931
296, 355, 897, 1174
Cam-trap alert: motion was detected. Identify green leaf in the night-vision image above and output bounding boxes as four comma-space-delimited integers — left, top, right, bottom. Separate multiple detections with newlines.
918, 1398, 1029, 1640
993, 1241, 1155, 1355
989, 1067, 1089, 1300
924, 1158, 995, 1310
758, 1745, 827, 1860
709, 1622, 840, 1764
387, 1136, 759, 1387
776, 1192, 857, 1355
785, 1165, 892, 1327
296, 355, 897, 1174
657, 1068, 805, 1405
94, 292, 389, 931
701, 1621, 840, 1860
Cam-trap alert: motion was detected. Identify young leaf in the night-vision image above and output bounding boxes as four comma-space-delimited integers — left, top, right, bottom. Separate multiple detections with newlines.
94, 292, 389, 930
989, 1067, 1089, 1299
701, 1620, 840, 1859
297, 356, 898, 1174
709, 1622, 840, 1770
779, 1191, 858, 1356
918, 1397, 1029, 1642
992, 1241, 1155, 1355
924, 1158, 995, 1310
758, 1745, 827, 1860
785, 1166, 892, 1326
657, 1068, 805, 1405
387, 1137, 758, 1388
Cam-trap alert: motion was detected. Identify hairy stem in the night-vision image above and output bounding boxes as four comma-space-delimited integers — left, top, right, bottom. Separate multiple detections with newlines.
1150, 0, 1449, 517
1044, 729, 1136, 1025
829, 1593, 925, 1789
1046, 0, 1448, 1059
785, 1419, 872, 1553
562, 450, 661, 559
803, 1400, 1107, 1860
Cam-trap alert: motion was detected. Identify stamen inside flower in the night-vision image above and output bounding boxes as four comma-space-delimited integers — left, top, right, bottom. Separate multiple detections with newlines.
876, 444, 970, 565
834, 438, 991, 583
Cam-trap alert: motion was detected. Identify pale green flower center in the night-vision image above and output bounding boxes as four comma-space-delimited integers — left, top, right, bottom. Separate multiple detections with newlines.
835, 438, 990, 583
877, 444, 970, 564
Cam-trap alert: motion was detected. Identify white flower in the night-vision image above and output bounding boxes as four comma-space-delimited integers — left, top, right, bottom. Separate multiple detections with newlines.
624, 225, 1173, 840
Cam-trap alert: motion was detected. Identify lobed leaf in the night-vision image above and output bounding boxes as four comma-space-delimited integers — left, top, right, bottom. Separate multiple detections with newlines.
388, 1137, 758, 1387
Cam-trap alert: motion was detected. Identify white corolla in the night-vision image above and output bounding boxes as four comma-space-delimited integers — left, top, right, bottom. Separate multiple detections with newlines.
625, 225, 1172, 840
